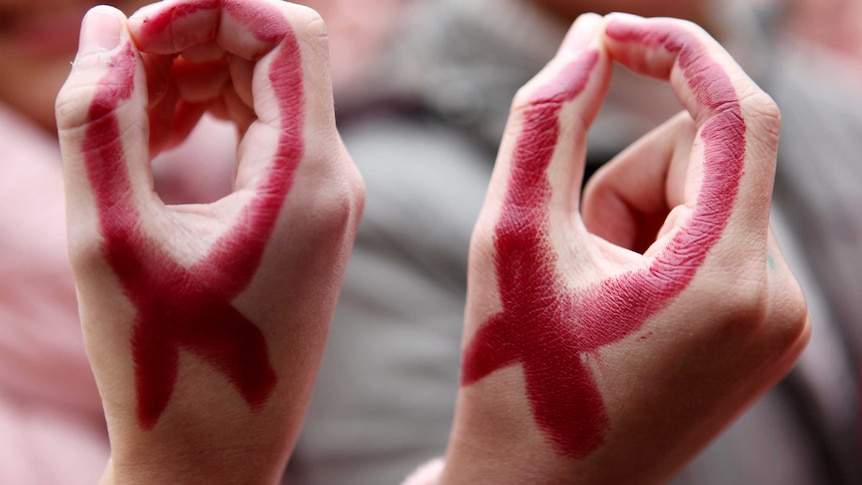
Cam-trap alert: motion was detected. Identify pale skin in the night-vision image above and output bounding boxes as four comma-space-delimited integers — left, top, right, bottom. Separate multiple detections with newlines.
440, 13, 809, 485
57, 0, 363, 483
54, 4, 808, 485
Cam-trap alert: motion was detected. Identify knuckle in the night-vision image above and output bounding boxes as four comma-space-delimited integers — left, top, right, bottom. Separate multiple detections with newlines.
56, 75, 136, 135
304, 10, 330, 48
55, 83, 94, 133
679, 18, 713, 40
510, 85, 537, 116
309, 157, 365, 238
343, 163, 367, 219
469, 214, 497, 257
285, 3, 329, 51
67, 232, 106, 275
668, 17, 717, 51
739, 89, 782, 145
765, 273, 811, 353
700, 257, 811, 358
698, 268, 770, 338
509, 84, 562, 118
724, 279, 768, 321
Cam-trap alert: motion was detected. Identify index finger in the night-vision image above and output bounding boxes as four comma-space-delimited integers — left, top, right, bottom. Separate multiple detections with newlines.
128, 0, 341, 289
129, 0, 306, 60
128, 0, 334, 126
603, 13, 780, 256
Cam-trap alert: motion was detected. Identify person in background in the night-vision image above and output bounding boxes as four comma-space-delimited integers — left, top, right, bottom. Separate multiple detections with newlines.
1, 0, 146, 481
0, 0, 403, 479
0, 0, 288, 481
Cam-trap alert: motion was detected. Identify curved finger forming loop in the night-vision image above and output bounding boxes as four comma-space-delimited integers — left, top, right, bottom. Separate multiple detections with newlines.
81, 34, 280, 429
463, 15, 755, 461
604, 16, 746, 286
73, 0, 320, 429
132, 0, 294, 59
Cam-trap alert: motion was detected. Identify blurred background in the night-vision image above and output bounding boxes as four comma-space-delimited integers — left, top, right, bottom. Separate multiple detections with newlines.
289, 1, 862, 484
1, 0, 860, 483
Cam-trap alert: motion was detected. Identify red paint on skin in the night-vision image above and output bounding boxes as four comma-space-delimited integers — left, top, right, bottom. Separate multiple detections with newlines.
139, 0, 286, 50
462, 24, 746, 459
82, 0, 305, 429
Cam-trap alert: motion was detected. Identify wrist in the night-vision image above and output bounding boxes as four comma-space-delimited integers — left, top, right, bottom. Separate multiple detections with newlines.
96, 369, 312, 485
102, 416, 294, 485
101, 443, 286, 485
439, 384, 582, 485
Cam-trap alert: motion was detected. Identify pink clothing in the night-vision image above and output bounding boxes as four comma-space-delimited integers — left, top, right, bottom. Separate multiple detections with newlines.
0, 104, 235, 483
0, 104, 107, 483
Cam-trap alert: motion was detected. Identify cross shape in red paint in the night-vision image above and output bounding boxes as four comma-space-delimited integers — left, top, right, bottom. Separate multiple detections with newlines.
462, 27, 746, 459
81, 11, 303, 428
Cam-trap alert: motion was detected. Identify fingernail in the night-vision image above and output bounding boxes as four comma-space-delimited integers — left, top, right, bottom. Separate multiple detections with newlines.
79, 6, 123, 53
559, 12, 602, 54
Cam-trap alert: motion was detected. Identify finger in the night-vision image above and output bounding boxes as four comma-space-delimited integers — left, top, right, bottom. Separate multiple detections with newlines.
171, 57, 230, 103
140, 48, 177, 155
168, 57, 254, 131
129, 0, 302, 60
56, 6, 154, 264
128, 0, 343, 291
165, 100, 207, 150
483, 12, 610, 238
129, 0, 339, 189
141, 51, 173, 111
603, 14, 780, 248
181, 40, 226, 63
159, 57, 251, 149
220, 86, 256, 134
147, 82, 180, 155
582, 111, 696, 254
229, 55, 254, 109
129, 0, 222, 56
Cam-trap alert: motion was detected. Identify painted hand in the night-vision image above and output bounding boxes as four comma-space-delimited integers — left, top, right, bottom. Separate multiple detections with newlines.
441, 13, 809, 484
55, 0, 363, 483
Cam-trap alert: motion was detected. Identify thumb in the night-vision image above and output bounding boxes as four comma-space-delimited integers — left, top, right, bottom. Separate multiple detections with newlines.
56, 6, 155, 268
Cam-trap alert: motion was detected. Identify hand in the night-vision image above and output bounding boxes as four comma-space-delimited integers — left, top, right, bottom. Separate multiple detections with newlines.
55, 1, 363, 483
441, 13, 809, 484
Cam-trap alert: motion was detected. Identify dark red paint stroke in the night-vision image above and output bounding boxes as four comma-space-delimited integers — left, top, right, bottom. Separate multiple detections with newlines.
83, 1, 305, 428
462, 24, 746, 459
139, 0, 287, 48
